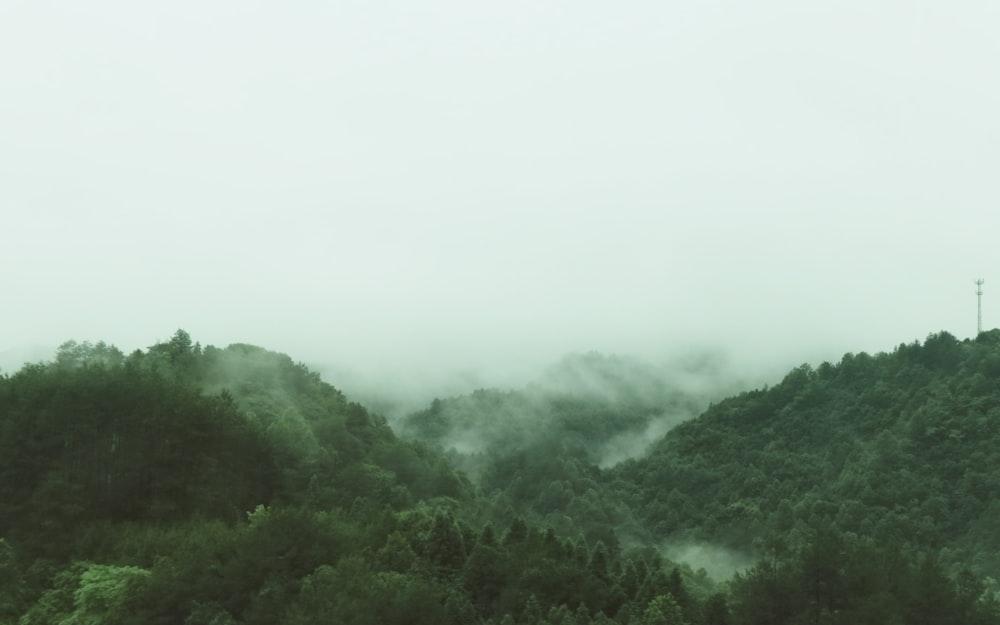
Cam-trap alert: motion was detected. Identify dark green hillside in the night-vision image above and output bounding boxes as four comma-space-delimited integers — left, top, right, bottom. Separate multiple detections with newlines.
0, 347, 277, 554
400, 353, 700, 454
397, 353, 725, 545
616, 330, 1000, 574
394, 333, 1000, 623
0, 332, 729, 625
0, 332, 467, 553
193, 340, 469, 507
400, 352, 730, 462
399, 353, 726, 474
3, 330, 1000, 624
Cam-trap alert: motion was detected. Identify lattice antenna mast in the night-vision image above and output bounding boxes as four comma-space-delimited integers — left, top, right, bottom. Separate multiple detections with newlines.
976, 279, 985, 334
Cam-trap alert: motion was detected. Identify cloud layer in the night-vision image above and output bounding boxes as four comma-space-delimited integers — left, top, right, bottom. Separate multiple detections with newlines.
2, 1, 998, 381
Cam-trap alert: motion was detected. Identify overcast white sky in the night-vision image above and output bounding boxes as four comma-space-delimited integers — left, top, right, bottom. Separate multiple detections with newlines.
3, 1, 1000, 383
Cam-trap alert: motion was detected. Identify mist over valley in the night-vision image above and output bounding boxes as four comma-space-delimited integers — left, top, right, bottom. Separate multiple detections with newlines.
5, 327, 1000, 623
5, 0, 1000, 621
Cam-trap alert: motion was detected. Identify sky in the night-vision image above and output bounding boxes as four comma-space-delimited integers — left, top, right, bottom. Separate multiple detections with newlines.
3, 1, 1000, 388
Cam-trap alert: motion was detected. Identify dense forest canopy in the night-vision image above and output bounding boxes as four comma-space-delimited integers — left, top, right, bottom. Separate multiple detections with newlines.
1, 329, 999, 624
616, 330, 1000, 573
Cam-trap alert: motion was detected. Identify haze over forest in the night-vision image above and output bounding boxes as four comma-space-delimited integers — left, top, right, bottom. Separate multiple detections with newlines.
5, 3, 1000, 623
3, 0, 1000, 393
6, 327, 1000, 624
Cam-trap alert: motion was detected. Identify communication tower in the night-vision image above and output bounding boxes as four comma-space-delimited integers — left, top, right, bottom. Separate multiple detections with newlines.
976, 279, 985, 334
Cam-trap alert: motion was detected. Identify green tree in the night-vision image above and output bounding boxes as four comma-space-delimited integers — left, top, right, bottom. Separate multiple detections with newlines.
907, 555, 959, 625
703, 593, 729, 625
640, 594, 685, 625
463, 537, 508, 613
19, 562, 149, 625
285, 558, 449, 625
0, 538, 24, 623
425, 510, 467, 573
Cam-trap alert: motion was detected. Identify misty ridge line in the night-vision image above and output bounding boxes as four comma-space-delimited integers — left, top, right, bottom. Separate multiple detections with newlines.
7, 330, 990, 575
0, 335, 790, 449
3, 329, 901, 467
0, 335, 763, 476
329, 349, 764, 417
385, 350, 763, 471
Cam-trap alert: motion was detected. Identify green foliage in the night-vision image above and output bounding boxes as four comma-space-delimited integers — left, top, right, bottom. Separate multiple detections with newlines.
640, 594, 686, 625
71, 563, 151, 625
425, 510, 467, 573
727, 532, 1000, 625
195, 341, 470, 507
17, 563, 82, 625
285, 557, 451, 625
0, 539, 25, 624
616, 331, 1000, 579
5, 330, 1000, 625
19, 562, 149, 625
0, 361, 277, 558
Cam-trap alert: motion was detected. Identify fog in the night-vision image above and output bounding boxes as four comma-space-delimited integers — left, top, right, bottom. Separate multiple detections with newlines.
3, 2, 999, 392
597, 414, 688, 470
663, 542, 754, 581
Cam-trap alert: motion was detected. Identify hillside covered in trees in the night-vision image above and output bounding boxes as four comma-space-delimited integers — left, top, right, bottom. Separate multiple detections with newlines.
616, 330, 1000, 571
2, 329, 1000, 624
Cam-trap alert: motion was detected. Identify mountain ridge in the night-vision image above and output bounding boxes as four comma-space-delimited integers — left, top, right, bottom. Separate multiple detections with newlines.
3, 329, 1000, 624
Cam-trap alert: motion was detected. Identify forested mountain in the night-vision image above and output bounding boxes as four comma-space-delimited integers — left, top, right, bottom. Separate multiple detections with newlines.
396, 352, 728, 549
614, 330, 1000, 574
400, 351, 725, 467
2, 329, 1000, 624
399, 331, 1000, 623
0, 332, 722, 625
0, 333, 466, 547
